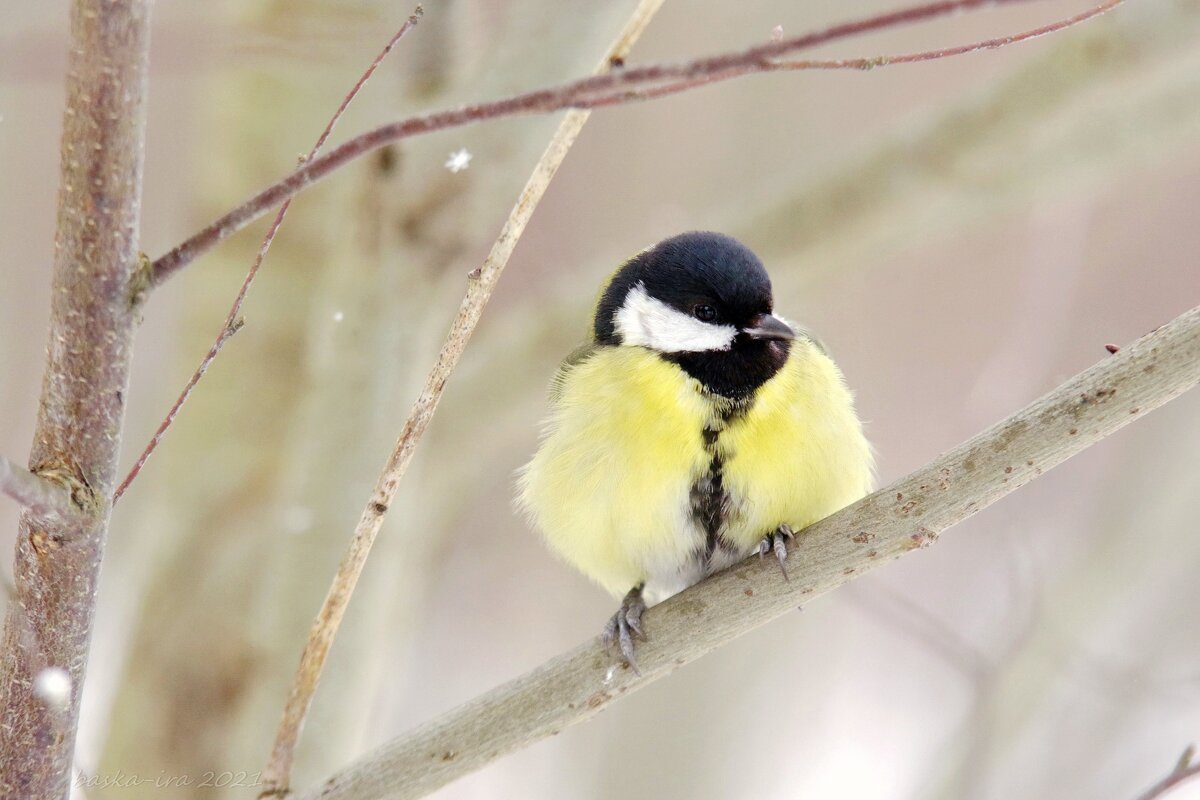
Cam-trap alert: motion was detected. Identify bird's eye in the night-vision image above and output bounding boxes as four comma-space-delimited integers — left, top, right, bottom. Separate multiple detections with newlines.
693, 304, 717, 322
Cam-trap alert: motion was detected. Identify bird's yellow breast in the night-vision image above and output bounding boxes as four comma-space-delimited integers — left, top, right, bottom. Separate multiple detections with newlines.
518, 340, 873, 599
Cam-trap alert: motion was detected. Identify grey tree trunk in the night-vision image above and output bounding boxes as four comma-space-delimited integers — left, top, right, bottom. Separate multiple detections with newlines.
0, 1, 152, 797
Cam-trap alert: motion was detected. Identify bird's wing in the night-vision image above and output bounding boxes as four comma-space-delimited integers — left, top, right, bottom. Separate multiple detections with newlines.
549, 341, 601, 402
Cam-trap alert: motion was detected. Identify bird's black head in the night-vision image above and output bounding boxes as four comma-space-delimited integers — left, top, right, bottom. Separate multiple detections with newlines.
594, 231, 794, 400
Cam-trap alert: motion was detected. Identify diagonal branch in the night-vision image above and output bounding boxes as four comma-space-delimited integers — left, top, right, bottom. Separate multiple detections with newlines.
0, 457, 80, 523
147, 0, 1120, 287
258, 1, 667, 796
296, 305, 1200, 800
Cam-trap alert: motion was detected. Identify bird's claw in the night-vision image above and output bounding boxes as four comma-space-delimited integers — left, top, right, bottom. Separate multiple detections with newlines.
601, 585, 647, 675
758, 524, 796, 581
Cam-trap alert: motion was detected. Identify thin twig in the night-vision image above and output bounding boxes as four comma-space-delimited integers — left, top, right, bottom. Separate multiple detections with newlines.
770, 0, 1121, 72
146, 0, 1122, 287
293, 305, 1200, 800
0, 457, 80, 522
112, 8, 424, 504
1134, 745, 1200, 800
257, 2, 668, 796
600, 0, 1123, 106
111, 319, 241, 503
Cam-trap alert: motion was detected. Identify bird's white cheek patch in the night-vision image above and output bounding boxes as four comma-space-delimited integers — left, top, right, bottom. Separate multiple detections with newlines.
615, 284, 737, 353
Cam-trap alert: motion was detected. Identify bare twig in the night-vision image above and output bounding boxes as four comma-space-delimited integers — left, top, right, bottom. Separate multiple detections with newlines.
0, 0, 151, 795
113, 8, 424, 504
1134, 745, 1200, 800
111, 318, 242, 503
256, 2, 666, 795
293, 305, 1200, 800
609, 0, 1123, 105
0, 456, 79, 522
147, 0, 1120, 287
770, 0, 1121, 72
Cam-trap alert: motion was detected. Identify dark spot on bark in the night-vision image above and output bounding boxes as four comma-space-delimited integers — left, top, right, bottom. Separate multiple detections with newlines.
909, 527, 939, 549
371, 501, 388, 514
586, 692, 611, 709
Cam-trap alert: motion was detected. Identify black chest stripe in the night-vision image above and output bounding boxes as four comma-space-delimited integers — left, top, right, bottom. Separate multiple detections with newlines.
690, 448, 726, 559
690, 405, 745, 561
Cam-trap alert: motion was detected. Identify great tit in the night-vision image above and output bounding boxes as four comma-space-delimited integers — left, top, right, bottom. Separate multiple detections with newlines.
519, 231, 873, 670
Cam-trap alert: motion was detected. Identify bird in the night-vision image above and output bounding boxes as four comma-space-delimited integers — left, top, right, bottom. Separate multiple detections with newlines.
518, 231, 873, 671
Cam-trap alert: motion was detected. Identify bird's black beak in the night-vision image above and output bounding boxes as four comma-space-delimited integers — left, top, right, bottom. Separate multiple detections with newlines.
743, 313, 795, 341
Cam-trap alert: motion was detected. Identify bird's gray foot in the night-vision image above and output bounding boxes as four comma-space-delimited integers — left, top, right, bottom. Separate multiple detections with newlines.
758, 524, 796, 581
601, 584, 646, 675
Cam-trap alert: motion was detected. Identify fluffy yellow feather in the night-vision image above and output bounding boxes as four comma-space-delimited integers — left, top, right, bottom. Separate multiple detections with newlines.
519, 339, 872, 600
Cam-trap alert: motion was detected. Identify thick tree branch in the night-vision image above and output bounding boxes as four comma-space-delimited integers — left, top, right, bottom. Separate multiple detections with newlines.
295, 304, 1200, 800
0, 0, 151, 796
258, 2, 666, 797
147, 0, 1118, 287
0, 457, 80, 523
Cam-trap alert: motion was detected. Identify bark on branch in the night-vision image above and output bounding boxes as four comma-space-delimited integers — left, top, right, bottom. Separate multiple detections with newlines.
0, 0, 151, 796
297, 304, 1200, 800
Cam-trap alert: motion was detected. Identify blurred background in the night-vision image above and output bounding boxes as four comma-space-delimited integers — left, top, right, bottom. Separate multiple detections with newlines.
3, 1, 1199, 798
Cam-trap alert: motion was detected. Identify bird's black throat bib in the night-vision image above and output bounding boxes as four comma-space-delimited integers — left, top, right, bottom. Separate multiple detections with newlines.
666, 336, 792, 400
